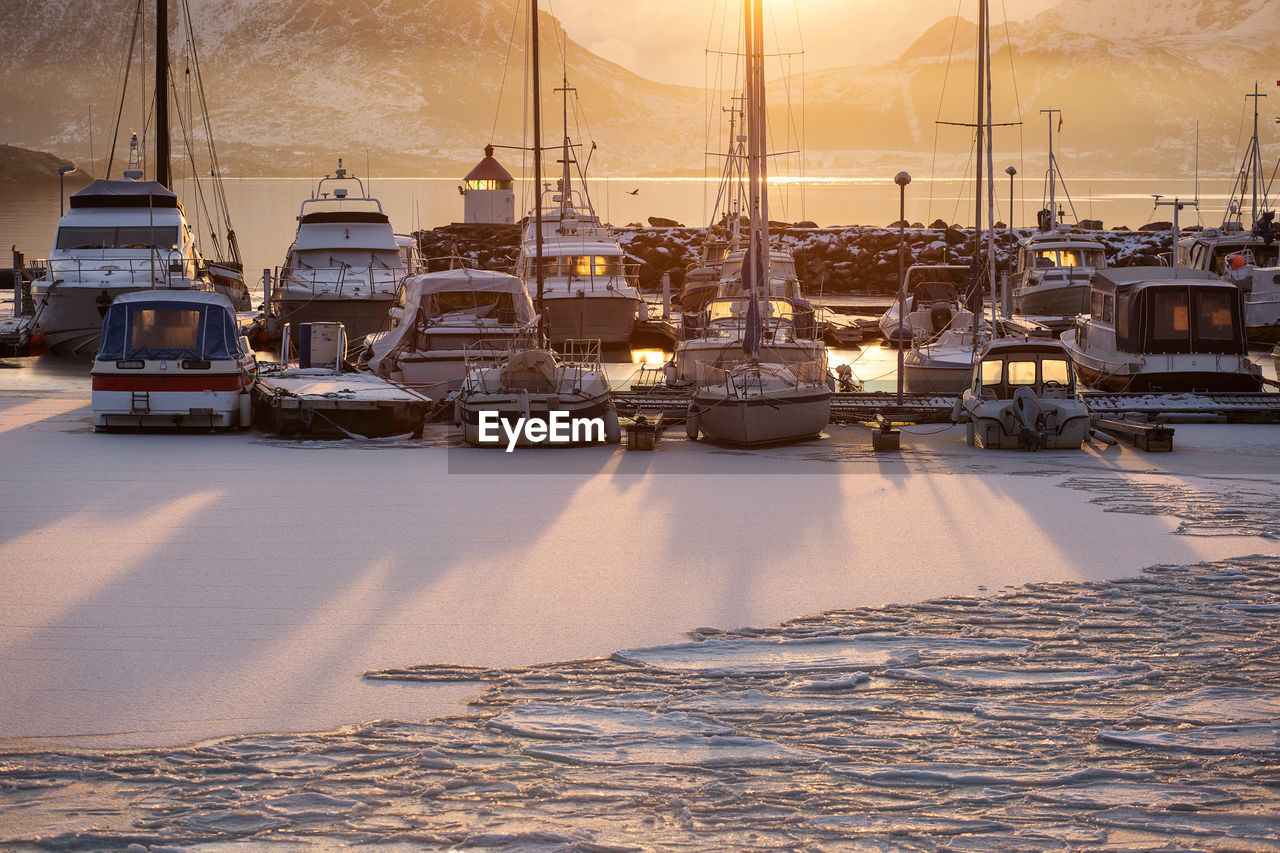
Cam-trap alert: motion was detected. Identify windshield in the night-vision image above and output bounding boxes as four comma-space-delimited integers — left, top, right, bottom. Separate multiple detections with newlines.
56, 226, 180, 251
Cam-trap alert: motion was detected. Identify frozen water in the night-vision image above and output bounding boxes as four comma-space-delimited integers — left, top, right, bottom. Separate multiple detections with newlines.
613, 634, 1032, 675
1098, 724, 1280, 755
522, 734, 827, 767
831, 763, 1147, 787
1028, 781, 1241, 808
488, 703, 732, 740
670, 689, 901, 715
1136, 686, 1280, 723
885, 664, 1154, 690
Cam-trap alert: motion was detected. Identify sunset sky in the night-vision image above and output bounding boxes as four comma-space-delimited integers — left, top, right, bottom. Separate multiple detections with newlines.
545, 0, 1061, 86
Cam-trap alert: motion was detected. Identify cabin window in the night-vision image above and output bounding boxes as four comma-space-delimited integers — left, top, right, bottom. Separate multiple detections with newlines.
426, 291, 516, 319
1084, 250, 1105, 267
1194, 290, 1235, 341
1102, 294, 1114, 324
1042, 359, 1070, 385
1152, 290, 1190, 337
594, 256, 623, 276
980, 359, 1003, 386
1090, 291, 1105, 318
130, 309, 201, 352
56, 226, 180, 251
1008, 360, 1038, 386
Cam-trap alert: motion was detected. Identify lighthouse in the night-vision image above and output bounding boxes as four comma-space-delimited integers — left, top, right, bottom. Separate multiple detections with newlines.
459, 145, 515, 224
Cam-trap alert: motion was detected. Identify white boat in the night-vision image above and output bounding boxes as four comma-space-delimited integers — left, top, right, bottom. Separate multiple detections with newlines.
363, 267, 536, 395
955, 337, 1090, 450
690, 358, 830, 446
516, 78, 643, 346
31, 176, 225, 354
878, 266, 972, 346
903, 324, 988, 394
91, 290, 255, 430
455, 338, 619, 448
1060, 267, 1262, 392
1010, 230, 1108, 319
673, 294, 824, 384
270, 162, 418, 346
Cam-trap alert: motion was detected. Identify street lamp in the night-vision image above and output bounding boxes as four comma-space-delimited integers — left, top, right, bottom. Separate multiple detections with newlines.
1005, 166, 1017, 233
57, 164, 77, 217
894, 171, 911, 405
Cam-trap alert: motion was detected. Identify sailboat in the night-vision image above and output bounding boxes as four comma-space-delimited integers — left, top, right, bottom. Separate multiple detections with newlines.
1177, 84, 1280, 344
686, 0, 830, 446
30, 0, 250, 354
454, 0, 619, 448
901, 0, 998, 395
514, 75, 644, 346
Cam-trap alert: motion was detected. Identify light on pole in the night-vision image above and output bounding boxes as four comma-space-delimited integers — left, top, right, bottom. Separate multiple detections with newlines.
894, 171, 911, 405
1005, 166, 1017, 233
57, 164, 77, 217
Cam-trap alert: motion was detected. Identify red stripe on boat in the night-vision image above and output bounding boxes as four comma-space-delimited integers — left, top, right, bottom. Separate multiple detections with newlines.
92, 374, 246, 392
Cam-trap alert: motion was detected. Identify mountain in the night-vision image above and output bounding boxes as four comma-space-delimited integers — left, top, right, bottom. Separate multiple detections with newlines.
0, 0, 704, 178
1, 0, 1275, 182
795, 0, 1278, 179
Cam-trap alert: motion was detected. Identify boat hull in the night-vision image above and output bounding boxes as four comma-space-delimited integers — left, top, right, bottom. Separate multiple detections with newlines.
1013, 279, 1090, 318
33, 281, 197, 355
271, 295, 396, 347
691, 391, 831, 446
91, 371, 250, 430
542, 293, 639, 345
457, 393, 615, 447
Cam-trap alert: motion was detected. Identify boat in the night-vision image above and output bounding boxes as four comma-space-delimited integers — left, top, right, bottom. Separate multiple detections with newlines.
514, 77, 643, 347
955, 337, 1090, 450
1060, 266, 1262, 392
877, 265, 972, 346
454, 0, 619, 449
1176, 86, 1280, 343
679, 104, 750, 315
269, 161, 418, 347
30, 0, 250, 354
1009, 230, 1109, 320
1009, 111, 1108, 323
362, 267, 536, 395
91, 289, 255, 430
903, 322, 989, 394
685, 0, 830, 446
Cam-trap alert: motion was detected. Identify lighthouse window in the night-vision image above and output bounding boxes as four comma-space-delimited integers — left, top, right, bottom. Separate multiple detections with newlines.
466, 180, 498, 191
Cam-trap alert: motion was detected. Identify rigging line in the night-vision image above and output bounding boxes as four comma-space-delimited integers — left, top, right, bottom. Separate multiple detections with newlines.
107, 0, 146, 178
180, 0, 235, 259
928, 0, 966, 224
490, 0, 524, 143
999, 0, 1024, 228
167, 60, 220, 259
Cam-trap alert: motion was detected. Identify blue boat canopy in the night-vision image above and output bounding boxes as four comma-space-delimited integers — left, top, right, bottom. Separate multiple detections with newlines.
96, 290, 241, 361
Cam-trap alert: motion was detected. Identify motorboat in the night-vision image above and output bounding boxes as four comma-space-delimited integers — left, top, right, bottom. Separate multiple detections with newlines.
902, 323, 989, 394
363, 267, 536, 396
955, 337, 1089, 450
689, 357, 830, 446
91, 289, 255, 430
878, 265, 971, 346
270, 161, 416, 346
516, 78, 643, 346
31, 176, 225, 354
1060, 267, 1262, 392
672, 293, 824, 384
1009, 230, 1108, 319
454, 338, 620, 448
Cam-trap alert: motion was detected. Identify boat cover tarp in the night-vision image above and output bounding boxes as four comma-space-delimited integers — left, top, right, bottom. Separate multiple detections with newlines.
366, 269, 535, 373
96, 290, 241, 361
70, 179, 179, 209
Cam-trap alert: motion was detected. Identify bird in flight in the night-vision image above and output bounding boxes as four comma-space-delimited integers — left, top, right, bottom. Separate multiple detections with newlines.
627, 188, 640, 195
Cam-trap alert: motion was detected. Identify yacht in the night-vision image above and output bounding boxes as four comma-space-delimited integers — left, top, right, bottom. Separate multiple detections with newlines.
31, 175, 223, 354
1009, 230, 1108, 320
363, 267, 536, 395
902, 321, 989, 394
1060, 267, 1262, 392
955, 337, 1089, 450
270, 162, 416, 347
878, 265, 972, 346
672, 292, 824, 385
689, 357, 830, 446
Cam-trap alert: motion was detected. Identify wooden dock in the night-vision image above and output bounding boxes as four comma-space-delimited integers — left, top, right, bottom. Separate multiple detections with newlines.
0, 315, 34, 356
253, 367, 434, 438
1080, 391, 1280, 423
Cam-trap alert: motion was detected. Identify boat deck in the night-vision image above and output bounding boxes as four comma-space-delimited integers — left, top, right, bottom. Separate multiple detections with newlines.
253, 367, 435, 438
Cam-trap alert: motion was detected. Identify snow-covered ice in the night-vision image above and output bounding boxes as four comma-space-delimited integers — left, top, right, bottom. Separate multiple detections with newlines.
1, 392, 1279, 849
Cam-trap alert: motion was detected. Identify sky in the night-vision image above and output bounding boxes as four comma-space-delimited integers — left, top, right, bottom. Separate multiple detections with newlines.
542, 0, 1063, 86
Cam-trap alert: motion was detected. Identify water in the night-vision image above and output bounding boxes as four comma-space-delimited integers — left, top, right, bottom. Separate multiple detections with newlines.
2, 175, 1224, 279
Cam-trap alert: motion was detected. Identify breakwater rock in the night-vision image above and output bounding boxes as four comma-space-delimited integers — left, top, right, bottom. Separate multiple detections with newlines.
415, 223, 1174, 294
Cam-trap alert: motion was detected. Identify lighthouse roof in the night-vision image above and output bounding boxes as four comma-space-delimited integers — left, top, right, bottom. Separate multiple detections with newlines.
464, 145, 513, 182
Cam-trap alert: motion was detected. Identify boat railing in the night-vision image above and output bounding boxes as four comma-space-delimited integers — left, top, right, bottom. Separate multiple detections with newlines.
41, 253, 207, 288
276, 263, 401, 298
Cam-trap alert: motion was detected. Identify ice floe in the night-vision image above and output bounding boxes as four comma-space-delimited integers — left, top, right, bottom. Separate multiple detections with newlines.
1098, 724, 1280, 755
1136, 686, 1280, 723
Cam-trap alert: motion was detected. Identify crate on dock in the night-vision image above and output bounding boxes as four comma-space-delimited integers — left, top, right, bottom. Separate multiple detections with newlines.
626, 414, 664, 450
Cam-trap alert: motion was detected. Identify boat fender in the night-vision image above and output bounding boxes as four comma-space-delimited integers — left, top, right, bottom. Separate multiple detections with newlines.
453, 396, 463, 427
238, 392, 252, 429
685, 408, 700, 441
950, 397, 967, 423
604, 408, 621, 443
930, 303, 952, 333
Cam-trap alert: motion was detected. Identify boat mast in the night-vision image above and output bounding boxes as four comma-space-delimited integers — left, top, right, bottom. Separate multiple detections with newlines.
984, 0, 996, 327
1042, 110, 1057, 228
531, 0, 546, 345
155, 0, 170, 189
557, 70, 573, 218
970, 0, 985, 338
741, 0, 765, 357
1249, 82, 1265, 230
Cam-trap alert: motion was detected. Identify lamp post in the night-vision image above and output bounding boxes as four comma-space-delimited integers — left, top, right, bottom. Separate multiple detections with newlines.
1005, 166, 1016, 233
894, 171, 911, 405
57, 164, 77, 217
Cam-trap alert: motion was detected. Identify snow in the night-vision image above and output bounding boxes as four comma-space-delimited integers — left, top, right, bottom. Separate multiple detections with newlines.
0, 395, 1277, 753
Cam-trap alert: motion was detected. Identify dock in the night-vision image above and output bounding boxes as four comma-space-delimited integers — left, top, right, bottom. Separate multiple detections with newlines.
253, 367, 434, 438
0, 315, 34, 356
1079, 391, 1280, 423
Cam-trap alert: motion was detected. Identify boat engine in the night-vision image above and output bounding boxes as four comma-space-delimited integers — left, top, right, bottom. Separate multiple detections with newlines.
929, 303, 953, 333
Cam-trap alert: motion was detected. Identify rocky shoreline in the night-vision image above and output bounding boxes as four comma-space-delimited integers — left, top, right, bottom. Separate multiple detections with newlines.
416, 222, 1177, 294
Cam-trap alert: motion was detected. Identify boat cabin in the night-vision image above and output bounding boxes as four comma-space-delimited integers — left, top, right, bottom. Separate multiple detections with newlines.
972, 339, 1076, 400
1015, 233, 1107, 274
1177, 228, 1280, 275
1089, 269, 1248, 356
